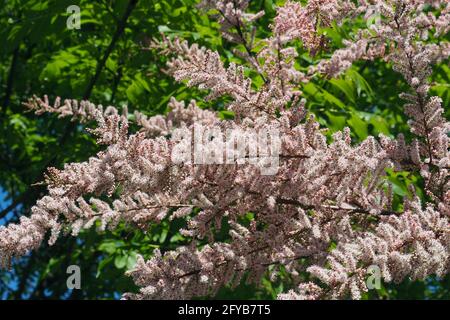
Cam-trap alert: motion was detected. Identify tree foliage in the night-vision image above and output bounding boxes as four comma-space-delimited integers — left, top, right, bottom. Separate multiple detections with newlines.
0, 0, 449, 299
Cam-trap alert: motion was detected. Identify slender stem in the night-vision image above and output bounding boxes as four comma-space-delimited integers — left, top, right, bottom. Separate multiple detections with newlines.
83, 0, 138, 100
217, 9, 268, 84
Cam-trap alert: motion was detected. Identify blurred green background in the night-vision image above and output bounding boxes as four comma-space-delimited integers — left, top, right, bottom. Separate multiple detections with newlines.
0, 0, 449, 299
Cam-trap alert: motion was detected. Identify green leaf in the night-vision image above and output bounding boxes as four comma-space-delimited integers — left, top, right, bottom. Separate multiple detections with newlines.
219, 110, 235, 120
347, 113, 368, 139
159, 228, 168, 244
96, 256, 114, 278
322, 89, 346, 109
329, 78, 356, 104
158, 25, 172, 33
98, 241, 117, 254
320, 21, 344, 45
126, 74, 151, 104
114, 254, 127, 269
264, 0, 276, 15
126, 252, 138, 270
369, 115, 390, 135
325, 111, 347, 132
170, 233, 185, 243
346, 69, 374, 98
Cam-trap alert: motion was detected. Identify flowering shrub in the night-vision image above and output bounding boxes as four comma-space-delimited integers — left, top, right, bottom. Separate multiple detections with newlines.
0, 0, 449, 299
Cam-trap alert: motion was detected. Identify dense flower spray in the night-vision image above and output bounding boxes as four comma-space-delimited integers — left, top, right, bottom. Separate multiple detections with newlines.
0, 0, 448, 299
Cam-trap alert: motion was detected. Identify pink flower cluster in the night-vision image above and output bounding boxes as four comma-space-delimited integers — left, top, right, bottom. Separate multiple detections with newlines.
0, 0, 448, 299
